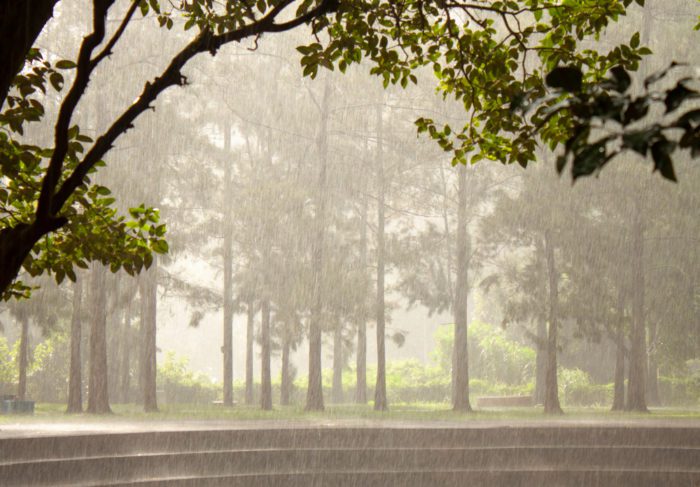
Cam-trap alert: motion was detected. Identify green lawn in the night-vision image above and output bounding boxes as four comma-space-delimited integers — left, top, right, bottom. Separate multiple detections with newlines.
2, 402, 699, 424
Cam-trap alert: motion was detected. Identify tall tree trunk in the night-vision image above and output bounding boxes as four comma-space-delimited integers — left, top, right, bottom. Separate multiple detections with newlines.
222, 123, 234, 407
611, 287, 626, 411
452, 164, 472, 411
87, 264, 111, 414
260, 298, 272, 410
374, 103, 387, 412
646, 320, 660, 406
17, 314, 29, 401
107, 275, 121, 401
306, 80, 331, 412
67, 279, 83, 413
245, 299, 255, 405
626, 202, 648, 412
139, 259, 158, 412
332, 320, 344, 404
533, 320, 548, 406
119, 297, 132, 404
280, 335, 291, 406
355, 181, 368, 404
543, 230, 563, 415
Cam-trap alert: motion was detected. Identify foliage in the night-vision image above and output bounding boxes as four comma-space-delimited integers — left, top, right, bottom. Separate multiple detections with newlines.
432, 321, 536, 385
1, 50, 168, 300
658, 375, 700, 407
558, 367, 610, 407
516, 62, 700, 181
157, 351, 218, 404
299, 0, 648, 168
0, 0, 649, 298
0, 331, 68, 400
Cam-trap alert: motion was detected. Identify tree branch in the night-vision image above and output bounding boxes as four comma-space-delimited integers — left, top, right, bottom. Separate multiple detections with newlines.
39, 0, 117, 220
53, 0, 339, 212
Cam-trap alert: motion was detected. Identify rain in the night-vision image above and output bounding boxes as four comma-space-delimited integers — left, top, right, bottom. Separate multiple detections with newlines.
0, 0, 699, 485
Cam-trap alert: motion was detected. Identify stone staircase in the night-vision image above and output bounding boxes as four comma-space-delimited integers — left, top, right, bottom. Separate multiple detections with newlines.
1, 425, 699, 486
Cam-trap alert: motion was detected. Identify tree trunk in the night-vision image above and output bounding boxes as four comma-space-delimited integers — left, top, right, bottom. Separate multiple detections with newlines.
119, 296, 133, 404
452, 163, 472, 411
17, 314, 29, 401
260, 298, 272, 410
0, 220, 64, 298
543, 230, 563, 415
533, 320, 547, 406
222, 124, 234, 407
67, 279, 83, 413
646, 319, 660, 406
355, 182, 368, 405
306, 80, 331, 412
332, 321, 344, 403
626, 203, 648, 412
0, 0, 59, 109
374, 103, 387, 412
280, 335, 291, 406
245, 299, 255, 405
107, 275, 121, 401
611, 287, 626, 411
87, 264, 111, 414
139, 260, 158, 412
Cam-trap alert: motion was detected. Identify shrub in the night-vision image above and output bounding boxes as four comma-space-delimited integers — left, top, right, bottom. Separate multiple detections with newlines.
158, 351, 218, 404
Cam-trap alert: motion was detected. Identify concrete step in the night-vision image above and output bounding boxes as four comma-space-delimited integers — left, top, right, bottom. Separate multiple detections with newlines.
3, 426, 700, 463
3, 446, 699, 486
98, 469, 700, 487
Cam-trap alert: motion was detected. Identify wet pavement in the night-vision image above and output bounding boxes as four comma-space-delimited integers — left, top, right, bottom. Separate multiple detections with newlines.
2, 418, 699, 439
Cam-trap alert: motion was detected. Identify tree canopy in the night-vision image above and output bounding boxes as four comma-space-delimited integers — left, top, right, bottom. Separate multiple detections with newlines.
0, 0, 653, 297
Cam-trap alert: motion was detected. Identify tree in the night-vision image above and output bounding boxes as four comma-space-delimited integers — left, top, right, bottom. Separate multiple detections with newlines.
66, 278, 83, 413
1, 0, 646, 299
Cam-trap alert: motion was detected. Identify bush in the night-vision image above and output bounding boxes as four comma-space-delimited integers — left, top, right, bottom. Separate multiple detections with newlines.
158, 351, 218, 404
658, 376, 700, 406
432, 322, 535, 386
558, 368, 612, 407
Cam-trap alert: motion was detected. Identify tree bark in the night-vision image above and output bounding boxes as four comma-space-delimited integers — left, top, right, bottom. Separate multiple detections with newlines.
332, 320, 344, 403
139, 260, 158, 412
374, 103, 387, 412
260, 298, 272, 410
355, 186, 368, 404
533, 320, 548, 406
280, 335, 291, 406
66, 279, 83, 413
0, 220, 64, 298
119, 296, 133, 404
611, 287, 626, 411
543, 230, 563, 415
452, 163, 472, 411
0, 0, 59, 108
245, 299, 255, 405
222, 124, 234, 407
87, 264, 111, 414
306, 80, 331, 412
17, 314, 29, 401
626, 203, 648, 412
646, 320, 660, 406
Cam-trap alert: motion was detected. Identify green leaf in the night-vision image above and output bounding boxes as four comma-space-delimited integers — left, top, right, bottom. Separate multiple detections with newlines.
545, 66, 583, 93
651, 139, 677, 182
49, 72, 64, 91
56, 60, 77, 69
609, 66, 631, 93
665, 83, 698, 113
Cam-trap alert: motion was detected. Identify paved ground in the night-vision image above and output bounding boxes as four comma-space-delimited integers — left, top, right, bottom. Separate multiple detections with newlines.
2, 417, 699, 439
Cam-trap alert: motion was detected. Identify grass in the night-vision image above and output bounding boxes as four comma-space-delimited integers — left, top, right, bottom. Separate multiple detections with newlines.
2, 401, 699, 424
